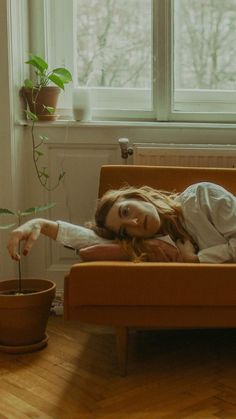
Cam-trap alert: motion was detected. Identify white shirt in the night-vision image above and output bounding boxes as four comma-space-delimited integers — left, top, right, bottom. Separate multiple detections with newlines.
178, 182, 236, 263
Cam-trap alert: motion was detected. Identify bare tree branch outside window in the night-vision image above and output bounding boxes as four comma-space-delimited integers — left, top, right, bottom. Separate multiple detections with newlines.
75, 0, 236, 92
175, 0, 236, 90
75, 0, 152, 88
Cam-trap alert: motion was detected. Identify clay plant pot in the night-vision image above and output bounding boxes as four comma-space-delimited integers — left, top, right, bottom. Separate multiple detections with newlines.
22, 86, 60, 121
0, 278, 56, 353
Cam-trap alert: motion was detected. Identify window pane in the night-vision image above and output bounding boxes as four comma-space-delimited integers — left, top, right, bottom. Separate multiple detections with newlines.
174, 0, 236, 111
74, 0, 152, 111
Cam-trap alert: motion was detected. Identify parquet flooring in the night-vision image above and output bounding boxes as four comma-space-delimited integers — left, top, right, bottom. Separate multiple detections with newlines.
1, 315, 236, 418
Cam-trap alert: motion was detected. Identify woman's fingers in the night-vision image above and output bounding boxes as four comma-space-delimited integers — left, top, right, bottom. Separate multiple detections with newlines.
176, 239, 183, 249
7, 222, 41, 260
7, 232, 23, 261
176, 239, 195, 252
22, 225, 41, 256
176, 239, 198, 262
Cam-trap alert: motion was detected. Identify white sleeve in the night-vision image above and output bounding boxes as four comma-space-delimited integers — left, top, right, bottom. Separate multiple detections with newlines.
56, 220, 111, 249
198, 185, 236, 263
198, 239, 236, 263
180, 182, 236, 263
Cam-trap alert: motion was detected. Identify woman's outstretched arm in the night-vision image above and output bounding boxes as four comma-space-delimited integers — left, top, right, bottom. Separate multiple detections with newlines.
7, 218, 59, 261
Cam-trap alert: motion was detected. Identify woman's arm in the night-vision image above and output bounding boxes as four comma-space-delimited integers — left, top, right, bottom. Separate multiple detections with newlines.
180, 182, 236, 263
7, 218, 59, 261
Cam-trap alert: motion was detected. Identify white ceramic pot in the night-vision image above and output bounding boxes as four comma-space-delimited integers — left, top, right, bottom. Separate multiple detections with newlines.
73, 87, 92, 121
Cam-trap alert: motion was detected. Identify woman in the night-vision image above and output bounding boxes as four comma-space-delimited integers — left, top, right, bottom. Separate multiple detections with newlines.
91, 185, 196, 262
7, 181, 236, 263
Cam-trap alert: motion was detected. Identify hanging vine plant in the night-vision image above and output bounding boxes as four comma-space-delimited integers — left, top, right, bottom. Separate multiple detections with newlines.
21, 53, 73, 191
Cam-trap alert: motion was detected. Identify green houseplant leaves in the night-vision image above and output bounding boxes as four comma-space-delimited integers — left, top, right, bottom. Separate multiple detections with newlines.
24, 54, 72, 89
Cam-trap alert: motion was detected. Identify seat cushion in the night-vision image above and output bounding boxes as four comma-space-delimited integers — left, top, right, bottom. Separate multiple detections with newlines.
66, 262, 236, 307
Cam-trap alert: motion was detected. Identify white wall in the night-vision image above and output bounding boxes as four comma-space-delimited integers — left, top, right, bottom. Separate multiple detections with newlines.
0, 0, 28, 279
0, 0, 16, 278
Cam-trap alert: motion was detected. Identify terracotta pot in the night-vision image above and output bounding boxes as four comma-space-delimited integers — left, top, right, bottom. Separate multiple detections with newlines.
0, 279, 56, 352
22, 86, 60, 121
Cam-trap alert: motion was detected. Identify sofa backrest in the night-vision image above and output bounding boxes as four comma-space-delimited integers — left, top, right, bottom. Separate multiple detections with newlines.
98, 165, 236, 197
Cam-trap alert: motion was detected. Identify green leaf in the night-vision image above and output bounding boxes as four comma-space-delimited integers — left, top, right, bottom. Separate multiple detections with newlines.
48, 73, 65, 89
35, 203, 56, 213
0, 223, 16, 230
25, 110, 38, 122
43, 173, 49, 179
39, 170, 49, 179
39, 135, 49, 142
35, 150, 44, 157
25, 54, 48, 74
20, 203, 56, 217
52, 68, 72, 84
24, 78, 34, 88
43, 106, 55, 114
58, 170, 66, 181
0, 208, 15, 216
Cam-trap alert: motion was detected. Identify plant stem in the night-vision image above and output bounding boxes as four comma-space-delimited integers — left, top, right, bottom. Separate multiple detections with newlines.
24, 85, 65, 191
18, 243, 22, 294
17, 214, 22, 293
31, 99, 65, 191
31, 121, 47, 188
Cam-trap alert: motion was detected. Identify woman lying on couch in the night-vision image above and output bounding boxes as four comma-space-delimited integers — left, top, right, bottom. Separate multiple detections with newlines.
7, 181, 236, 264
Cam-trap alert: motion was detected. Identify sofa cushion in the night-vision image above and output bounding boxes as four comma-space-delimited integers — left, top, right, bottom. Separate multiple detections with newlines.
67, 262, 236, 307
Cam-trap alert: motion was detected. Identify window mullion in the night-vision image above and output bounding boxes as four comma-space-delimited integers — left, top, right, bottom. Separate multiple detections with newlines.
30, 0, 74, 113
154, 0, 172, 121
28, 0, 47, 58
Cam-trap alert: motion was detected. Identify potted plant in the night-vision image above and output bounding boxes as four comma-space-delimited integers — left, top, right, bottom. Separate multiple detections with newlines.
22, 53, 72, 121
21, 53, 72, 191
0, 204, 56, 353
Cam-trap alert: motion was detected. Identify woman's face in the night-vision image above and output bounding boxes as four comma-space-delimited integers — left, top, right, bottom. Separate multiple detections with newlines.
105, 197, 161, 238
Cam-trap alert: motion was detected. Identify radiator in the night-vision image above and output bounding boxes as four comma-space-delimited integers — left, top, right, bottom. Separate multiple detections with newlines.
133, 144, 236, 168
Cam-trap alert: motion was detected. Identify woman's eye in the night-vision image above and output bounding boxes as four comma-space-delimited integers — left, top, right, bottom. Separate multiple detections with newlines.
121, 206, 129, 217
120, 227, 127, 238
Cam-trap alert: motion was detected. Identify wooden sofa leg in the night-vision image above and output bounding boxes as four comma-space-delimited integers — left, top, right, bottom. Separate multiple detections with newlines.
116, 327, 128, 376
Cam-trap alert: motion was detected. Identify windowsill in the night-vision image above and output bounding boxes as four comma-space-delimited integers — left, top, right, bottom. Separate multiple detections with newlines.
17, 118, 236, 129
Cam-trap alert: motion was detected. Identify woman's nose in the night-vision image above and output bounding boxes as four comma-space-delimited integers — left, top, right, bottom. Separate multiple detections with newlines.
124, 217, 140, 228
130, 217, 139, 226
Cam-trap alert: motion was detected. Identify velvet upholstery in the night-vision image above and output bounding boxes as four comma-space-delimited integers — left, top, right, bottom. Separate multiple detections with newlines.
64, 165, 236, 374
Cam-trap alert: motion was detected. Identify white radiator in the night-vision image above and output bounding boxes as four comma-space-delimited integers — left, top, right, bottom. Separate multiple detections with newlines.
133, 144, 236, 168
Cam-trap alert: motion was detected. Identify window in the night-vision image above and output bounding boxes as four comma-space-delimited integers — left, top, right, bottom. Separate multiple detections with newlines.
74, 0, 153, 116
75, 1, 152, 90
174, 0, 236, 115
33, 0, 236, 122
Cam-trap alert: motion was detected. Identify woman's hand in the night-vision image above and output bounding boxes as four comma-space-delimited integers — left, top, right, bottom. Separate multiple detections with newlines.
176, 239, 199, 263
144, 239, 183, 262
7, 218, 59, 261
7, 219, 43, 261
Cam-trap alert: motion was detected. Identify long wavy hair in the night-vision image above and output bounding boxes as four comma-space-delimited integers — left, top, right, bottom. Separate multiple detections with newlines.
87, 185, 194, 261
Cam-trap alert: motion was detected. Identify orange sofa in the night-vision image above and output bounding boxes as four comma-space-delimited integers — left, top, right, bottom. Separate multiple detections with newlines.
64, 165, 236, 375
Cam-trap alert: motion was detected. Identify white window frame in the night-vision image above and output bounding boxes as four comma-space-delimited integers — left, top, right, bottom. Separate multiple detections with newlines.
29, 0, 236, 123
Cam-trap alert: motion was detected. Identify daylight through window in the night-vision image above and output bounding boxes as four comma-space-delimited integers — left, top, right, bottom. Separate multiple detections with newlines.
41, 0, 236, 121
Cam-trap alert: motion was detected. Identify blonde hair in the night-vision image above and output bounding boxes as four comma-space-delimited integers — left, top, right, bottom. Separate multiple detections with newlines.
88, 185, 194, 261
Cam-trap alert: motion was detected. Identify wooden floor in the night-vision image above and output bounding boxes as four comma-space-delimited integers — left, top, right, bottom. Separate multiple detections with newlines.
1, 316, 236, 418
